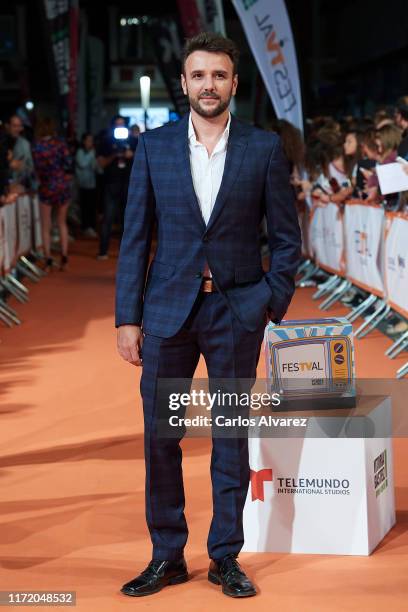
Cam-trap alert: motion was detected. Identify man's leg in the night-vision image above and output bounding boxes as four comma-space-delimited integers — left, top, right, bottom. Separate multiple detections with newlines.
98, 183, 118, 256
141, 328, 200, 560
197, 294, 265, 560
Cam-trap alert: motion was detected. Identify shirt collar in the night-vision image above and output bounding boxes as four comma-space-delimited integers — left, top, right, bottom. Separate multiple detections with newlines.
188, 112, 231, 149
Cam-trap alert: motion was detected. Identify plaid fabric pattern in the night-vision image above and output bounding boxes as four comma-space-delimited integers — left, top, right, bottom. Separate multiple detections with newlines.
140, 293, 265, 560
115, 114, 301, 337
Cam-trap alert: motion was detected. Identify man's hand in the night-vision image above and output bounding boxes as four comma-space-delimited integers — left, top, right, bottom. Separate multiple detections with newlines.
117, 325, 144, 366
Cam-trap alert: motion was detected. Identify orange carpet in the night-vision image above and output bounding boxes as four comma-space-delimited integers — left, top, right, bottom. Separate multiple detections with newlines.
1, 240, 407, 611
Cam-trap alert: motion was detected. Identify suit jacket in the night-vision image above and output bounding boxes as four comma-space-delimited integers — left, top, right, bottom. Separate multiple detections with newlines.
115, 114, 301, 338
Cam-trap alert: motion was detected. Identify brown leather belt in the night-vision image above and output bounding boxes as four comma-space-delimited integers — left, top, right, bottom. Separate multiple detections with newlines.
200, 277, 218, 293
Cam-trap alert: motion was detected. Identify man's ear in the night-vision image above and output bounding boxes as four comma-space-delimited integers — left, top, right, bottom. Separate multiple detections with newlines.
232, 74, 238, 97
181, 73, 187, 96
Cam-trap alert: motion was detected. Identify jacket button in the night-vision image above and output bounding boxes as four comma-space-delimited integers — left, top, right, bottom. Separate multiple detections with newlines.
195, 272, 202, 278
203, 236, 209, 243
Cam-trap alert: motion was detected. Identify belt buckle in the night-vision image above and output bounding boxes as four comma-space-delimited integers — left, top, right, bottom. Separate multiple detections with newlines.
202, 278, 213, 293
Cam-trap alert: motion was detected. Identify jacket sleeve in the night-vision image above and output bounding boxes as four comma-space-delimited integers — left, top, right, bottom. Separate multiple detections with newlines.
264, 135, 301, 323
115, 134, 155, 327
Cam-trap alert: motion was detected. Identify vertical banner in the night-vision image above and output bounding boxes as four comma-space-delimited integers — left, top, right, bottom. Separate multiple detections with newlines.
77, 12, 105, 137
43, 0, 70, 128
196, 0, 227, 34
176, 0, 203, 37
177, 0, 228, 37
77, 12, 88, 138
231, 0, 303, 132
147, 18, 190, 116
87, 36, 105, 135
43, 0, 79, 132
68, 0, 79, 137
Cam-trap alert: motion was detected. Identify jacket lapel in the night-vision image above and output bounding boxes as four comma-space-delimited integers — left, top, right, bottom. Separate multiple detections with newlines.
173, 113, 248, 232
206, 115, 248, 232
173, 114, 206, 231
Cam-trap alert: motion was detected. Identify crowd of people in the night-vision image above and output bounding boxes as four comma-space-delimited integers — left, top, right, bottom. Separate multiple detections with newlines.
0, 112, 140, 269
1, 99, 408, 334
271, 96, 408, 212
270, 96, 408, 335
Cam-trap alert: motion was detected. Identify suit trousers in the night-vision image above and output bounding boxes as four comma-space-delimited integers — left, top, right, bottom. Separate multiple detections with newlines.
140, 291, 265, 561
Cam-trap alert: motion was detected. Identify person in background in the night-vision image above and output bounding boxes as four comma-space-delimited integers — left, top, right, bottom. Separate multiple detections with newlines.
353, 129, 378, 198
271, 119, 308, 226
343, 129, 363, 185
374, 108, 394, 130
395, 99, 408, 160
32, 117, 72, 271
5, 114, 36, 193
299, 137, 325, 208
75, 133, 98, 238
128, 124, 140, 152
311, 130, 352, 206
96, 115, 134, 260
363, 124, 401, 203
0, 131, 18, 205
264, 119, 304, 254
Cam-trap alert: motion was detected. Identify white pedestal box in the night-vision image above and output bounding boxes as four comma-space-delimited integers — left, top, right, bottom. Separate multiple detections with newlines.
243, 396, 395, 555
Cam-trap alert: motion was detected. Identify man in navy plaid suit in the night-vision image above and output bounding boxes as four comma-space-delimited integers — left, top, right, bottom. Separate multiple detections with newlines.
116, 32, 301, 598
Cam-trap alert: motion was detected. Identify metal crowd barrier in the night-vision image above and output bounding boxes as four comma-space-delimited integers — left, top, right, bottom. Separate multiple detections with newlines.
296, 200, 408, 378
0, 193, 45, 326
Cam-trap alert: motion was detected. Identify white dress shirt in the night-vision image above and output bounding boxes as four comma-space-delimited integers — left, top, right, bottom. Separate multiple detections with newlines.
188, 112, 231, 225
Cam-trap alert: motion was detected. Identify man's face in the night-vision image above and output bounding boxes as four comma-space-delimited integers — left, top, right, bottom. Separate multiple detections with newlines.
181, 51, 238, 119
7, 116, 23, 139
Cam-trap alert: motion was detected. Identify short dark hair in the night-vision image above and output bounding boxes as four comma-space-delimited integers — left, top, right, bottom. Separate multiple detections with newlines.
110, 114, 127, 127
182, 32, 239, 75
397, 104, 408, 121
81, 132, 93, 147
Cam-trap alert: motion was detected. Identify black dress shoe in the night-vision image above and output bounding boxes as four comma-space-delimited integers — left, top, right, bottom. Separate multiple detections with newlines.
208, 554, 257, 598
121, 558, 188, 597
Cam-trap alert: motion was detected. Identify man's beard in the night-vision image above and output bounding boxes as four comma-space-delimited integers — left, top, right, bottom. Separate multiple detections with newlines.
188, 89, 232, 118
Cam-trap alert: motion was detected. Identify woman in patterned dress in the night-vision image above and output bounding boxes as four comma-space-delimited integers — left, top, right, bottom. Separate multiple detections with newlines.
32, 117, 72, 270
